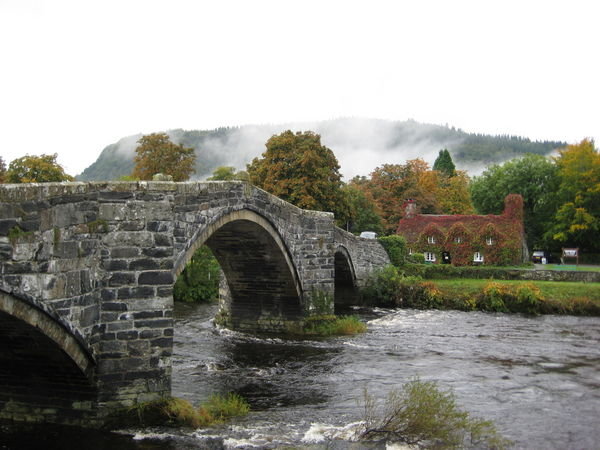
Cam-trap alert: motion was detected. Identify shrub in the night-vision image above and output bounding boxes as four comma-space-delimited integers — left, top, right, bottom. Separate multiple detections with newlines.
378, 235, 408, 266
479, 282, 509, 312
360, 265, 407, 306
514, 283, 544, 315
359, 378, 510, 449
406, 252, 424, 264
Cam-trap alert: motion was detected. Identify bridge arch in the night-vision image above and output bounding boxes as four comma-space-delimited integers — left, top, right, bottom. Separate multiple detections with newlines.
333, 245, 360, 306
0, 290, 97, 423
174, 208, 304, 330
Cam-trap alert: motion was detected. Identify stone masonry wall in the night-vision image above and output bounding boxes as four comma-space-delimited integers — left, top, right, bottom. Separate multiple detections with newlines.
1, 181, 382, 425
334, 227, 390, 288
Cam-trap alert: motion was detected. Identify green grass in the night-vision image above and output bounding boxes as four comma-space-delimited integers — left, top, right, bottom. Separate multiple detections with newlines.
431, 278, 600, 314
303, 314, 367, 336
107, 394, 250, 429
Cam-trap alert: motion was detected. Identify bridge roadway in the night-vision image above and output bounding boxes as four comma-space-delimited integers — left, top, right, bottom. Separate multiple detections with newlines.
0, 181, 389, 426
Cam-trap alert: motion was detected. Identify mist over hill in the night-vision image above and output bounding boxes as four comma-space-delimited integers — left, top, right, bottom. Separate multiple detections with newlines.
77, 118, 566, 181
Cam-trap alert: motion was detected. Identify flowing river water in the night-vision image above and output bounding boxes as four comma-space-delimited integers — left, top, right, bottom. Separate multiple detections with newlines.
2, 303, 600, 449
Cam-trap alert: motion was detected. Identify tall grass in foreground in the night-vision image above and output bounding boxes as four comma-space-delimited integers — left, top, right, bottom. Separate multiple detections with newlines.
360, 378, 511, 449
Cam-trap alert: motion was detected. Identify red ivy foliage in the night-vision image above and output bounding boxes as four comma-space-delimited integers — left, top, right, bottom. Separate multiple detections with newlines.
398, 194, 525, 266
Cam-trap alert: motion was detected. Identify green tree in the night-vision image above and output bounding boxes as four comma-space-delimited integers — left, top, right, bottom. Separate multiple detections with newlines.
342, 183, 384, 234
247, 130, 349, 224
132, 133, 196, 181
470, 153, 559, 249
207, 166, 249, 181
0, 156, 6, 183
173, 246, 221, 303
6, 154, 74, 183
433, 148, 456, 177
546, 139, 600, 252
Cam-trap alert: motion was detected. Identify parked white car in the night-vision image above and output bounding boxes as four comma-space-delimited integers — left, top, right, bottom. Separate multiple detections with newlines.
359, 231, 378, 239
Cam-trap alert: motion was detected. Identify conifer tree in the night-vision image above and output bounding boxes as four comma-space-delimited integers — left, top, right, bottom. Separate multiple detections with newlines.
433, 149, 456, 177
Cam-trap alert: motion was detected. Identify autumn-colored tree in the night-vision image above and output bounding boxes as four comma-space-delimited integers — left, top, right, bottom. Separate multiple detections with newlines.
247, 130, 349, 223
546, 139, 600, 252
437, 171, 474, 215
360, 159, 438, 233
6, 154, 74, 183
132, 133, 196, 181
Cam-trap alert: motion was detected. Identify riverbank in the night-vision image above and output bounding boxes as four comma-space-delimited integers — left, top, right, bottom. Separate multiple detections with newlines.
361, 265, 600, 315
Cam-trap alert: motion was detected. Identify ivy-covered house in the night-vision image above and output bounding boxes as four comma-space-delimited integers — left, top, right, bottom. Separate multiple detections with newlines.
396, 194, 526, 266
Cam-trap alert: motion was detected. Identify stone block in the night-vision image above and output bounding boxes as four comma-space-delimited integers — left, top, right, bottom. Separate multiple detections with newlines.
138, 271, 173, 285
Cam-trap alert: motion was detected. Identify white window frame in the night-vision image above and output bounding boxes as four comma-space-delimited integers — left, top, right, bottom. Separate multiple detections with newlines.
427, 236, 436, 244
425, 252, 436, 262
486, 237, 494, 246
408, 248, 413, 255
454, 236, 462, 244
474, 252, 484, 262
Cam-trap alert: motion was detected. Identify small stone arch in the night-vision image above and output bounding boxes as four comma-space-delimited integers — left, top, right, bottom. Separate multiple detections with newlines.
333, 246, 360, 306
0, 290, 95, 375
173, 208, 304, 331
0, 290, 97, 423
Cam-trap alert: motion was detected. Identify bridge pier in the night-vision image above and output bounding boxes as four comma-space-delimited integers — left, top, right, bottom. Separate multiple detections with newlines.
0, 181, 388, 426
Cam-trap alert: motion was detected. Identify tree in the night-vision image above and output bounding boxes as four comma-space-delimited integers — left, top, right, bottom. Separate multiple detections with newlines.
342, 183, 384, 234
437, 171, 475, 215
433, 149, 456, 177
360, 159, 439, 233
132, 133, 196, 181
470, 153, 559, 249
6, 154, 74, 183
207, 166, 249, 181
173, 246, 221, 303
546, 139, 600, 252
0, 156, 6, 183
247, 130, 349, 223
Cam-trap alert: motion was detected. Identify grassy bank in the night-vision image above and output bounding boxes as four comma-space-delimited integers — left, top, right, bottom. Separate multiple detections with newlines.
361, 265, 600, 315
431, 278, 600, 315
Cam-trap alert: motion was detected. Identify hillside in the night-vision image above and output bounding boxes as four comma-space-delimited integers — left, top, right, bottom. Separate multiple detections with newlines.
77, 118, 565, 181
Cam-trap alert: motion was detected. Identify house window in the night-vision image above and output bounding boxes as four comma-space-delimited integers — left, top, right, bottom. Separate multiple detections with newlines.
408, 248, 413, 255
454, 236, 462, 244
486, 237, 494, 245
474, 252, 484, 262
425, 252, 436, 262
427, 236, 436, 244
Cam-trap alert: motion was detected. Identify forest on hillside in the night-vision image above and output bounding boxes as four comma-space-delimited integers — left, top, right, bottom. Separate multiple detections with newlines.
77, 118, 565, 181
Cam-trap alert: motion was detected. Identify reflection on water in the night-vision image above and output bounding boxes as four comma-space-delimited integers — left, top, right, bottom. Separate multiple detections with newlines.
2, 303, 599, 449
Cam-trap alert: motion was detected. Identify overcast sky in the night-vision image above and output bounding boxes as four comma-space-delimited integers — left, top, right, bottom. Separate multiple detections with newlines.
1, 0, 598, 176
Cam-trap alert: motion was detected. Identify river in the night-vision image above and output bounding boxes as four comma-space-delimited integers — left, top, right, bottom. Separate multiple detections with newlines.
2, 303, 599, 449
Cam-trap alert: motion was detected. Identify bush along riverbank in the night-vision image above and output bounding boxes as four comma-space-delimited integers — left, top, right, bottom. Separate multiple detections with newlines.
361, 265, 600, 316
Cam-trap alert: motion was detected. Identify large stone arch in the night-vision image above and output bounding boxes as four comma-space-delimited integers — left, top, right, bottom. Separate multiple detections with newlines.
173, 208, 304, 331
333, 246, 360, 306
0, 290, 97, 424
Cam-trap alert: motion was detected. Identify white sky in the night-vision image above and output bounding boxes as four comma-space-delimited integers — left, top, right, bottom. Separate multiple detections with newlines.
1, 0, 598, 176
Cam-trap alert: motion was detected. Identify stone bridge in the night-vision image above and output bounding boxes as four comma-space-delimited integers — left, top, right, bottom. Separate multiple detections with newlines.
0, 181, 389, 426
